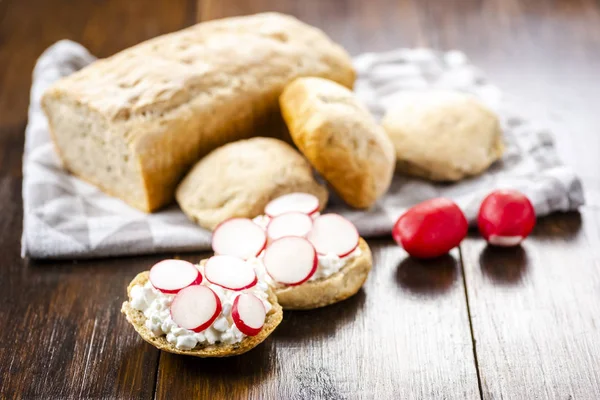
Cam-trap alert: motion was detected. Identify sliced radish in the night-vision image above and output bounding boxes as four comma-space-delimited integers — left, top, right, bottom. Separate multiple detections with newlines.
170, 285, 221, 333
232, 293, 266, 336
204, 255, 258, 291
263, 237, 318, 285
266, 212, 313, 241
307, 214, 359, 257
264, 193, 320, 217
478, 189, 536, 247
149, 259, 202, 294
212, 218, 267, 259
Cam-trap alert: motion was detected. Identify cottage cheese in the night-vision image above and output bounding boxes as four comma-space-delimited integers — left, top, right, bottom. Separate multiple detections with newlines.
130, 262, 272, 351
310, 246, 362, 281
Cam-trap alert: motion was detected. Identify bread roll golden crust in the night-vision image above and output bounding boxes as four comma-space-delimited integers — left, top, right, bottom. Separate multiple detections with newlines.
280, 78, 395, 209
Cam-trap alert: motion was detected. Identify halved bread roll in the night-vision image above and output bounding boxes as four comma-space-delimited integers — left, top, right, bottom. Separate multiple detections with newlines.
275, 238, 372, 310
121, 271, 283, 357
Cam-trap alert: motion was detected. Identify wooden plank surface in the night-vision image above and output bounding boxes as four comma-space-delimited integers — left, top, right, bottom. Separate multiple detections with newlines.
0, 0, 599, 399
432, 0, 600, 398
0, 0, 193, 398
462, 211, 600, 399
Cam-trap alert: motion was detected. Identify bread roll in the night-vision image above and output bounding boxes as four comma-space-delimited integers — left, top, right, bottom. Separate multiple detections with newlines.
42, 13, 355, 212
280, 77, 395, 209
176, 137, 328, 231
381, 91, 504, 181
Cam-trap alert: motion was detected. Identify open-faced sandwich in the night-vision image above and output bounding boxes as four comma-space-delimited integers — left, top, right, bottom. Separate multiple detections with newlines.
212, 193, 373, 310
121, 257, 282, 357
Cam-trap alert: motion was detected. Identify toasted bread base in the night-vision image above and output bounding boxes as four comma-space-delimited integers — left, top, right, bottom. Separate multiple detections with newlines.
275, 238, 372, 310
121, 271, 283, 357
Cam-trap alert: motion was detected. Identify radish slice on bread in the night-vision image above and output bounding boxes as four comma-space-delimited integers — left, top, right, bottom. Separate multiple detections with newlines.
478, 189, 536, 246
170, 285, 222, 333
232, 293, 266, 336
267, 212, 313, 241
263, 236, 318, 285
307, 214, 359, 257
264, 192, 320, 217
149, 259, 202, 294
212, 218, 267, 259
204, 255, 258, 290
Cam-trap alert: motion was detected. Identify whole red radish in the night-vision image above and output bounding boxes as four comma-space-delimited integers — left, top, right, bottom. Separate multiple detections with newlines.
477, 189, 535, 246
393, 198, 468, 259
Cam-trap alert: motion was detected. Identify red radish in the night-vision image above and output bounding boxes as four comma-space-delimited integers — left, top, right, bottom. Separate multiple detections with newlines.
170, 285, 222, 333
264, 192, 320, 217
212, 218, 267, 259
307, 214, 359, 257
477, 189, 536, 247
204, 255, 258, 291
263, 236, 318, 285
267, 212, 313, 241
232, 293, 266, 336
149, 259, 202, 294
392, 198, 468, 259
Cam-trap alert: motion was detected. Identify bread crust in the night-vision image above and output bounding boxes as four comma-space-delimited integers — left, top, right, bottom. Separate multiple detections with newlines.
280, 77, 395, 209
175, 137, 329, 231
42, 13, 355, 212
121, 271, 283, 357
275, 238, 372, 310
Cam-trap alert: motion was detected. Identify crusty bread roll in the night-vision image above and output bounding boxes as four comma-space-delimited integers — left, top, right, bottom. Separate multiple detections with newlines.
176, 137, 328, 231
42, 13, 355, 212
275, 238, 372, 310
381, 91, 504, 181
280, 77, 395, 209
121, 271, 283, 357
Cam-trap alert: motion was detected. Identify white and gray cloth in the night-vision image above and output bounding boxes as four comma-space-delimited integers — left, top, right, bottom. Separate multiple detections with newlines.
21, 40, 584, 259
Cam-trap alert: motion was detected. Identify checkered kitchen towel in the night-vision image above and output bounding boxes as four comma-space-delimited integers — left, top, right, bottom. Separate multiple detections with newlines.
22, 40, 584, 259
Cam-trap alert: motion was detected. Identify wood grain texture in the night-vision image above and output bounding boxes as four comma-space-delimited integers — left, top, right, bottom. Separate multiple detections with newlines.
0, 0, 192, 130
154, 244, 480, 400
1, 0, 600, 399
0, 0, 193, 398
462, 210, 600, 399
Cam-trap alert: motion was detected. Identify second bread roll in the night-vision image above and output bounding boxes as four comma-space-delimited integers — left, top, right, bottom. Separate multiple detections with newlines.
176, 137, 328, 230
280, 77, 395, 209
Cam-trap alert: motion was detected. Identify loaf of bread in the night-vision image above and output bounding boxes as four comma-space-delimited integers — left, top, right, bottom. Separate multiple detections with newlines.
176, 137, 329, 231
42, 13, 355, 212
280, 77, 395, 209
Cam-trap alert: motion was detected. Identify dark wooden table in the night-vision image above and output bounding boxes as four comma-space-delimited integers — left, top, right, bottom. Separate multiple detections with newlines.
1, 0, 600, 399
